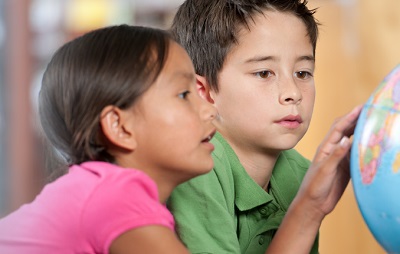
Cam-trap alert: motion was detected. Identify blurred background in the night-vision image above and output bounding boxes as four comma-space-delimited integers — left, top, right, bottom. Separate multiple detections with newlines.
0, 0, 398, 253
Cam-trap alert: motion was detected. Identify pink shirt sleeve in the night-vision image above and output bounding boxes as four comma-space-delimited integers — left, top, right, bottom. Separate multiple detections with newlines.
79, 169, 175, 253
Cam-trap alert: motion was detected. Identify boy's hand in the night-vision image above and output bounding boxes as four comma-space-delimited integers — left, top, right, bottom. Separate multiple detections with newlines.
266, 105, 363, 254
296, 105, 363, 220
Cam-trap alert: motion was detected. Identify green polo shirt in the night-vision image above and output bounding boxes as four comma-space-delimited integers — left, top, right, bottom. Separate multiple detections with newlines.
168, 132, 319, 254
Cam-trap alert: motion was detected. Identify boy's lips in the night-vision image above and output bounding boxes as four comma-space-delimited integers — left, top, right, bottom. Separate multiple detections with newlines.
275, 115, 303, 129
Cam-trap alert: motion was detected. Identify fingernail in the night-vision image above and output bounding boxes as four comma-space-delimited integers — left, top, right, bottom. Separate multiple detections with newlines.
340, 137, 350, 147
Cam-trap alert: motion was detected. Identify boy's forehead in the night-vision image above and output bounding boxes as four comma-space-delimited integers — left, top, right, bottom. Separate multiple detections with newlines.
234, 11, 313, 46
222, 11, 314, 64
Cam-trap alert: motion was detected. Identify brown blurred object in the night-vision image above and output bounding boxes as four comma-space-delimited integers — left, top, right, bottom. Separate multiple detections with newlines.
4, 0, 45, 214
296, 0, 400, 253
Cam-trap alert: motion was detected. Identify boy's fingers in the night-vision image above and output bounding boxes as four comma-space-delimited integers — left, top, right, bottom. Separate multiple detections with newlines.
328, 137, 352, 184
327, 105, 362, 143
324, 136, 351, 167
314, 106, 362, 162
317, 137, 352, 212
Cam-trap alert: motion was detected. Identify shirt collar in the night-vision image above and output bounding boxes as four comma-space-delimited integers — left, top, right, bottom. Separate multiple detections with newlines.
213, 133, 304, 212
269, 151, 304, 211
213, 133, 273, 211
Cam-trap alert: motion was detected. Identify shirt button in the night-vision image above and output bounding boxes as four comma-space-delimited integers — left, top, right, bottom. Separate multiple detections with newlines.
259, 236, 265, 245
259, 208, 268, 215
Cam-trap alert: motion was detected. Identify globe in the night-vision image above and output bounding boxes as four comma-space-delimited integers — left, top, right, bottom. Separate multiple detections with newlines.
350, 64, 400, 254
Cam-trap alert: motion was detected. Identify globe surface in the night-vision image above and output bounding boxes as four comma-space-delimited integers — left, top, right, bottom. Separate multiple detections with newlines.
350, 65, 400, 254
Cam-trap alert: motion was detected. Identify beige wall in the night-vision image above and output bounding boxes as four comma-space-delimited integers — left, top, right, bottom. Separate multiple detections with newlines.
295, 0, 400, 253
1, 0, 398, 252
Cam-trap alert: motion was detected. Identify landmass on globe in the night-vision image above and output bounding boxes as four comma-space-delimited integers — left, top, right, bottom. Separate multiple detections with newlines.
357, 67, 400, 184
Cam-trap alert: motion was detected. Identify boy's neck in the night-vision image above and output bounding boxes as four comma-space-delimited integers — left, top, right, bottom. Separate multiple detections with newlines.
228, 140, 281, 190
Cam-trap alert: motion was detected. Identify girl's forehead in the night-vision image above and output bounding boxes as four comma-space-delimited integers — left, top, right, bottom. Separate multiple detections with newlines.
149, 42, 195, 90
163, 42, 195, 76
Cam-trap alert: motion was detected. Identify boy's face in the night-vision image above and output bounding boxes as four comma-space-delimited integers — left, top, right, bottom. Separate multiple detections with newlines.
210, 10, 315, 155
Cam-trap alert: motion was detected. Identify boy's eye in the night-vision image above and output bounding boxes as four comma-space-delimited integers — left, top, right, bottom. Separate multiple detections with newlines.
254, 70, 273, 79
295, 71, 313, 79
178, 91, 190, 99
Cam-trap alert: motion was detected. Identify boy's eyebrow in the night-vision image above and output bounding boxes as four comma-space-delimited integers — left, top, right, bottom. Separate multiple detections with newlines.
244, 55, 315, 63
244, 55, 275, 63
297, 55, 315, 62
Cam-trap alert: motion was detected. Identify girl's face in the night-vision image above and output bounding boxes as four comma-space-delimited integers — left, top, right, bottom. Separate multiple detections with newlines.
127, 42, 216, 184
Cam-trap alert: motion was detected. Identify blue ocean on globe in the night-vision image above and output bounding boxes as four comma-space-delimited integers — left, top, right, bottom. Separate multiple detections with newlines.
350, 64, 400, 254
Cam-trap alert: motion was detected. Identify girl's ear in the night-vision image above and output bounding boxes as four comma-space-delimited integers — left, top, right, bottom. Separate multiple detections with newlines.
196, 74, 215, 104
99, 106, 137, 151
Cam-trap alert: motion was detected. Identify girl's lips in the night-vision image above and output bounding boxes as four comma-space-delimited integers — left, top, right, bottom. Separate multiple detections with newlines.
201, 141, 215, 151
201, 130, 216, 151
202, 129, 216, 143
202, 134, 213, 143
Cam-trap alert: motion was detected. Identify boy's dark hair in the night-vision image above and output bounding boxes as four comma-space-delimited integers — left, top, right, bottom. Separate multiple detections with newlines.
171, 0, 319, 92
39, 25, 171, 168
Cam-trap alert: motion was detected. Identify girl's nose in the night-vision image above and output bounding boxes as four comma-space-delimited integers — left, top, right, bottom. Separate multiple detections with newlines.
200, 97, 217, 121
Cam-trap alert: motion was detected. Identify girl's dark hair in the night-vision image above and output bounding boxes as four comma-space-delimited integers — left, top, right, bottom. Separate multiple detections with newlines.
39, 25, 171, 173
171, 0, 319, 92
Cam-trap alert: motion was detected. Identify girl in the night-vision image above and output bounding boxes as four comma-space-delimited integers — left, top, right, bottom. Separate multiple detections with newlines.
0, 24, 216, 253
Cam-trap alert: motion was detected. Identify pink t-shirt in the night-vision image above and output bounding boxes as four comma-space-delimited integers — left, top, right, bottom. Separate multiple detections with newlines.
0, 161, 175, 254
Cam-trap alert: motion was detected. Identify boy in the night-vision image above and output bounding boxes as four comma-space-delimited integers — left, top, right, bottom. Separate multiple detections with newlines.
168, 1, 358, 253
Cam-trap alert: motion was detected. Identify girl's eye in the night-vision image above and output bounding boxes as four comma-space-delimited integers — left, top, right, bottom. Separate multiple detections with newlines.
295, 71, 313, 79
178, 91, 190, 99
254, 70, 273, 79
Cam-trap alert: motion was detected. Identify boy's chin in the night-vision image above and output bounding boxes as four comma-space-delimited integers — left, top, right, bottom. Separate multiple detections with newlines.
271, 136, 303, 150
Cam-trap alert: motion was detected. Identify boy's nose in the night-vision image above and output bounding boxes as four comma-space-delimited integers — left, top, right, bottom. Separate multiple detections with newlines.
279, 77, 302, 105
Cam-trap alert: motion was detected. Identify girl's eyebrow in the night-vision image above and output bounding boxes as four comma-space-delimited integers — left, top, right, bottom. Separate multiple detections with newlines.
171, 71, 196, 82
